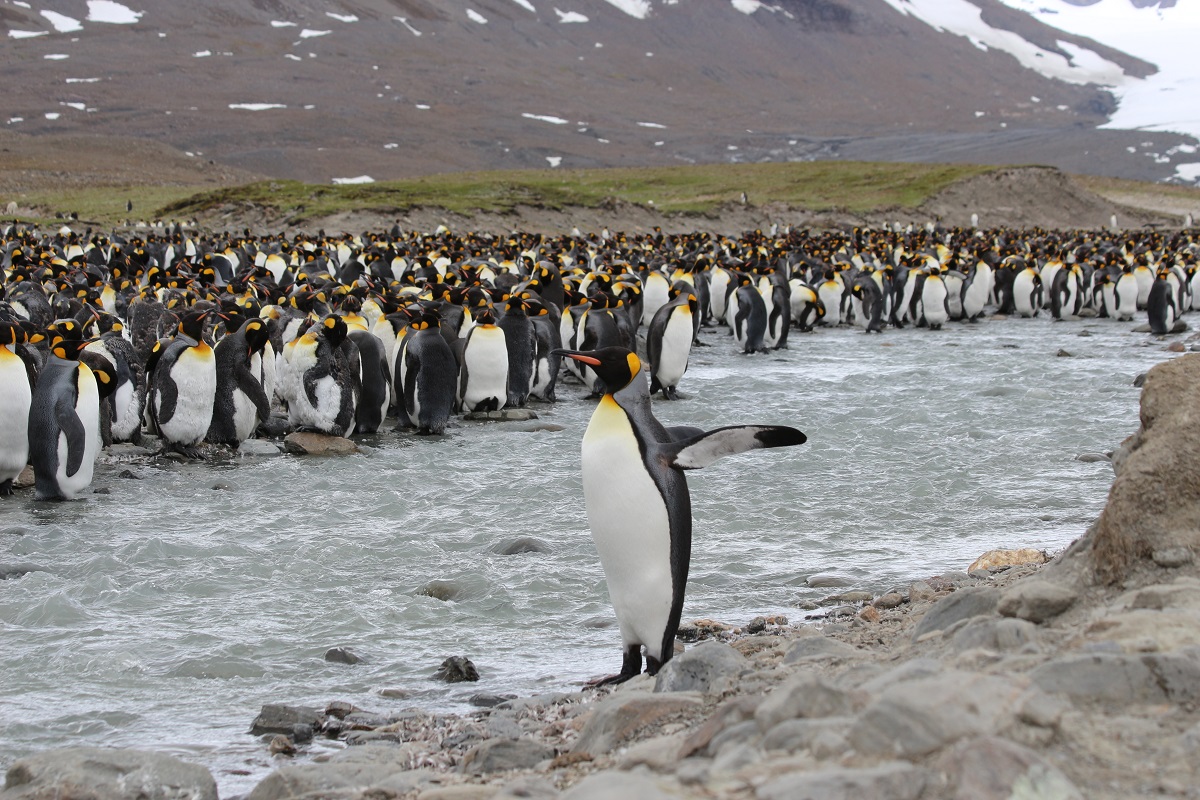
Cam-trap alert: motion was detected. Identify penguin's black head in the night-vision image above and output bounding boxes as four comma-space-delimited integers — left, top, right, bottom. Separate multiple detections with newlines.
0, 322, 25, 346
179, 309, 210, 341
320, 314, 349, 347
50, 337, 93, 362
410, 311, 441, 332
552, 346, 641, 394
243, 318, 270, 354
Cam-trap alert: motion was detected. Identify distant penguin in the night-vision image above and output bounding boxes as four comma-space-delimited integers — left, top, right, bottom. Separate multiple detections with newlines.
28, 335, 106, 501
787, 281, 825, 332
147, 309, 216, 458
850, 280, 885, 333
526, 298, 563, 403
401, 311, 458, 435
816, 271, 844, 327
1012, 265, 1043, 318
206, 317, 272, 447
960, 260, 991, 321
1147, 269, 1177, 335
497, 296, 535, 407
287, 315, 358, 437
641, 269, 672, 326
733, 282, 768, 353
1113, 266, 1139, 321
647, 292, 697, 399
458, 308, 509, 413
0, 323, 32, 495
920, 267, 950, 330
551, 346, 805, 683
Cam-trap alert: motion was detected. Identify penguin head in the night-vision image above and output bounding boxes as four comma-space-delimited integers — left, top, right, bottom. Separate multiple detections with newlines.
0, 322, 25, 346
178, 309, 210, 341
552, 346, 641, 393
320, 314, 349, 347
243, 318, 271, 355
49, 337, 93, 362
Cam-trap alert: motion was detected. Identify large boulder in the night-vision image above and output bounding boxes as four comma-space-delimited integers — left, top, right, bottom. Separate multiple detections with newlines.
2, 748, 217, 800
1091, 354, 1200, 582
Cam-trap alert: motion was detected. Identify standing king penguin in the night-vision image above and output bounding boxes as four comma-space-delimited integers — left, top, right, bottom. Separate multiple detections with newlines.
0, 323, 32, 495
553, 346, 806, 682
147, 310, 217, 458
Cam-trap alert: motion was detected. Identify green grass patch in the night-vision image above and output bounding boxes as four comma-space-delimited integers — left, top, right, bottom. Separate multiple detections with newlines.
157, 162, 998, 223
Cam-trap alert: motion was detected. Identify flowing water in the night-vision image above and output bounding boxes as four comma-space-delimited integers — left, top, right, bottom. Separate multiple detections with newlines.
0, 316, 1178, 795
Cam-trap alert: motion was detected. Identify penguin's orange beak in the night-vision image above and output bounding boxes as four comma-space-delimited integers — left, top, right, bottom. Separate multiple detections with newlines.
552, 349, 600, 366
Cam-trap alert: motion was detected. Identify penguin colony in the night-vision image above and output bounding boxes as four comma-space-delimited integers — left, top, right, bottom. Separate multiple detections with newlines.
0, 219, 1196, 500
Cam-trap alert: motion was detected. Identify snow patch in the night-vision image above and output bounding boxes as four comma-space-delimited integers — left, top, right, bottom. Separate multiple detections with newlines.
299, 29, 331, 38
45, 113, 61, 120
546, 156, 563, 167
87, 1, 142, 24
394, 17, 422, 36
62, 102, 86, 110
384, 143, 399, 149
9, 30, 49, 39
732, 0, 761, 13
523, 113, 569, 124
284, 53, 301, 61
332, 176, 375, 185
229, 103, 287, 111
8, 118, 24, 124
41, 11, 83, 33
271, 20, 296, 28
467, 9, 488, 23
194, 50, 211, 57
44, 53, 69, 59
416, 104, 431, 110
637, 121, 666, 128
556, 8, 588, 22
602, 0, 650, 19
326, 13, 358, 22
65, 78, 101, 83
511, 0, 536, 11
1174, 163, 1200, 184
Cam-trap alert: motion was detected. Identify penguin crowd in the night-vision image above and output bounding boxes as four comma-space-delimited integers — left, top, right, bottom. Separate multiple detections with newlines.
0, 219, 1196, 499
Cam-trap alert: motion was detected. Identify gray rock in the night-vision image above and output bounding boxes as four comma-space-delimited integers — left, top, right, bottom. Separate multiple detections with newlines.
246, 757, 430, 800
1031, 652, 1200, 704
560, 771, 674, 800
493, 776, 560, 799
873, 592, 906, 609
238, 439, 282, 457
571, 693, 701, 756
464, 409, 539, 422
705, 719, 759, 757
997, 580, 1077, 623
950, 617, 1041, 652
755, 674, 857, 730
458, 738, 555, 774
755, 761, 928, 800
934, 736, 1084, 800
3, 747, 217, 800
1152, 547, 1194, 568
761, 717, 853, 758
911, 587, 999, 641
806, 573, 853, 588
1075, 452, 1110, 463
825, 590, 873, 604
418, 579, 466, 601
848, 670, 1020, 758
324, 647, 361, 664
654, 640, 746, 694
282, 432, 360, 455
710, 742, 762, 775
858, 658, 943, 694
249, 704, 324, 736
434, 656, 480, 682
491, 536, 551, 555
783, 636, 859, 663
469, 692, 517, 708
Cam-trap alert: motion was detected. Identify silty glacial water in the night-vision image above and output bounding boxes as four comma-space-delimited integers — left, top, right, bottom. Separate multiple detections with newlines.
0, 316, 1177, 794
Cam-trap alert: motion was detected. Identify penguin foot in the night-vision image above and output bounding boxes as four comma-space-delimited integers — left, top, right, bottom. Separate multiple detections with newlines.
0, 479, 12, 497
584, 672, 639, 688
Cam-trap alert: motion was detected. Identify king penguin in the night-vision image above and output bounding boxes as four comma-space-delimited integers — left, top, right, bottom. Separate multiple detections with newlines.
147, 309, 217, 458
0, 322, 32, 495
28, 333, 108, 500
552, 346, 806, 682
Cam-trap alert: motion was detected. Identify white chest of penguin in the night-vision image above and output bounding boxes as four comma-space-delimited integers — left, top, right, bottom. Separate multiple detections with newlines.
581, 396, 672, 628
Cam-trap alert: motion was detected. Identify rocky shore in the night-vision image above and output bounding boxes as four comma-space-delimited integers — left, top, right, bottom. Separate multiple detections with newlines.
7, 357, 1200, 800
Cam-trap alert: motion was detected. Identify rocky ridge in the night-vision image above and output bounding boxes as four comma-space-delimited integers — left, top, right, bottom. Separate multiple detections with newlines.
7, 359, 1200, 799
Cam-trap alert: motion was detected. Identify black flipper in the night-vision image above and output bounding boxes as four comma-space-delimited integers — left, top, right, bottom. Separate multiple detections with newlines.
664, 425, 806, 470
56, 396, 87, 478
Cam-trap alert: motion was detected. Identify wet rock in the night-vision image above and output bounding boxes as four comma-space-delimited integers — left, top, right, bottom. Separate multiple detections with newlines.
1056, 348, 1072, 357
997, 580, 1077, 623
967, 549, 1047, 574
1133, 372, 1147, 387
491, 536, 551, 555
250, 704, 324, 736
1152, 547, 1194, 568
469, 692, 517, 708
806, 573, 853, 588
1132, 322, 1152, 333
559, 770, 674, 800
756, 762, 928, 800
418, 786, 496, 800
744, 614, 787, 634
239, 439, 282, 457
1031, 652, 1200, 704
118, 469, 141, 479
755, 673, 857, 730
675, 618, 733, 642
324, 701, 360, 720
859, 606, 881, 623
92, 487, 111, 495
246, 757, 432, 800
912, 587, 1000, 641
874, 592, 906, 609
824, 590, 873, 604
570, 693, 702, 756
458, 738, 555, 774
2, 747, 218, 800
0, 562, 44, 580
419, 580, 465, 601
210, 481, 231, 491
493, 776, 559, 799
654, 640, 746, 694
935, 736, 1084, 800
463, 409, 539, 422
13, 466, 35, 489
848, 670, 1021, 758
282, 432, 360, 456
908, 580, 936, 601
1166, 341, 1186, 352
324, 647, 361, 664
617, 730, 691, 771
1075, 452, 1110, 463
782, 635, 859, 663
434, 656, 479, 683
950, 617, 1041, 652
267, 735, 295, 756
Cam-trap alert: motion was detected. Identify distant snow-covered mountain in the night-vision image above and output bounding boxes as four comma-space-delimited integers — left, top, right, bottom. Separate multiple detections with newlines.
1, 0, 1196, 184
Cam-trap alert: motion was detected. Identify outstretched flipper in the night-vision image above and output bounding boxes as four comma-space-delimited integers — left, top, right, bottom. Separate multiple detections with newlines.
663, 425, 806, 470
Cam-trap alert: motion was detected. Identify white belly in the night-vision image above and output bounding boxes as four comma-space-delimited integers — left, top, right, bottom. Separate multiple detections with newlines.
58, 366, 100, 499
582, 397, 674, 659
461, 329, 509, 411
655, 309, 693, 388
159, 345, 216, 445
232, 390, 259, 442
0, 354, 32, 482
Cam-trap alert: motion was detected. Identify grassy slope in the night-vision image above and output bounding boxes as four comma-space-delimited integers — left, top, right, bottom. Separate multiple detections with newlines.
151, 162, 998, 226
